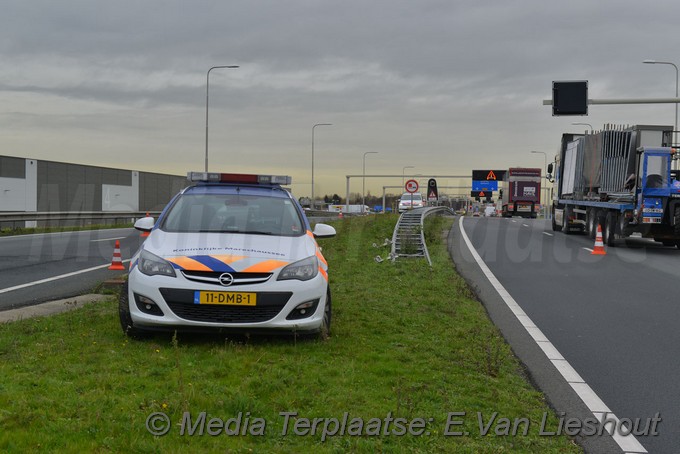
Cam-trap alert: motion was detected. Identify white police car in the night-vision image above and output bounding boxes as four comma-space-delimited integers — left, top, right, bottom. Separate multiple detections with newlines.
119, 172, 336, 338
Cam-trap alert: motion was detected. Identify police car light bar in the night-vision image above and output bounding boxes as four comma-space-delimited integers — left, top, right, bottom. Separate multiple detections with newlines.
187, 172, 292, 185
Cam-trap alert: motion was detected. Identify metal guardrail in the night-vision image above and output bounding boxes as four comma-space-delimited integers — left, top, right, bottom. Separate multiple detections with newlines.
390, 206, 454, 266
0, 211, 161, 229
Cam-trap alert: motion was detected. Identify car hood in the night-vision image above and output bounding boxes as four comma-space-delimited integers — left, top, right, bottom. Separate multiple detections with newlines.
139, 229, 320, 273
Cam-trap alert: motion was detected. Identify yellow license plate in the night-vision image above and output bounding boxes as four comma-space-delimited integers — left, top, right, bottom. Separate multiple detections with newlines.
194, 291, 257, 306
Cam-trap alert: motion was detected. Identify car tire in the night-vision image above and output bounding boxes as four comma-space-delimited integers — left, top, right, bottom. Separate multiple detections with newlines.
118, 282, 150, 339
318, 288, 332, 340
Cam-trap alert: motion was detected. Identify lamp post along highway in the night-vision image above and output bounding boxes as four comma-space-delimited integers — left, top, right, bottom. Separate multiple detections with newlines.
644, 60, 678, 143
402, 166, 415, 187
572, 122, 594, 132
362, 152, 378, 214
311, 123, 332, 210
205, 65, 239, 172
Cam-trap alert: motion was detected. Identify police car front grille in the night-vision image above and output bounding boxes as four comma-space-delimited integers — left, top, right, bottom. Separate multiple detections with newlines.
159, 288, 292, 323
181, 271, 272, 286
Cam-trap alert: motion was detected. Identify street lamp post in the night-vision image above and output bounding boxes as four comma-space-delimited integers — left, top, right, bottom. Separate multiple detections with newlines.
311, 123, 332, 210
402, 166, 415, 187
531, 151, 548, 218
205, 65, 239, 172
644, 59, 678, 149
572, 122, 594, 132
362, 152, 378, 214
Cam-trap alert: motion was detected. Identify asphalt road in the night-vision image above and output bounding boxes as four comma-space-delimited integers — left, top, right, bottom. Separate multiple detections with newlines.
0, 228, 145, 310
455, 216, 680, 454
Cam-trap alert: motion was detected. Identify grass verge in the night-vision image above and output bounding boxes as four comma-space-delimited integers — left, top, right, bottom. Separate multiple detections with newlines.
0, 214, 580, 453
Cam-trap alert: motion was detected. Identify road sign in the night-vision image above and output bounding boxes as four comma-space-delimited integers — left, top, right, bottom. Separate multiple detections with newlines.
405, 179, 419, 194
427, 178, 438, 202
552, 80, 588, 116
470, 190, 492, 198
472, 180, 498, 191
472, 170, 506, 181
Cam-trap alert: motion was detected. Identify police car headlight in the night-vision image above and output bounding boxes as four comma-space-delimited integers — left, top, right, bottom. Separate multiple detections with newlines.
138, 249, 176, 277
277, 256, 318, 281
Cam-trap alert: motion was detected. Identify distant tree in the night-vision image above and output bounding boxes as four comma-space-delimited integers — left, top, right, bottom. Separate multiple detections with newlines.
323, 194, 343, 204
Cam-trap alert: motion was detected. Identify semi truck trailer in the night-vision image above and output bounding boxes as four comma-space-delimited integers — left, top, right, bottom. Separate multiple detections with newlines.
501, 168, 542, 218
549, 124, 680, 247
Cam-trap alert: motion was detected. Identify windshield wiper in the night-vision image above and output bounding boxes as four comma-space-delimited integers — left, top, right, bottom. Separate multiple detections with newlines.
241, 230, 274, 235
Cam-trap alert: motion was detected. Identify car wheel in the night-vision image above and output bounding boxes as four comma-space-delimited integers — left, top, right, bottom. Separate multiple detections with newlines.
118, 282, 149, 339
318, 288, 332, 340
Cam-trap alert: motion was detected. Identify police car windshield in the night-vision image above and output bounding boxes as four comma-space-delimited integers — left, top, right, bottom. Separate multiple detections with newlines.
161, 192, 304, 236
401, 193, 422, 200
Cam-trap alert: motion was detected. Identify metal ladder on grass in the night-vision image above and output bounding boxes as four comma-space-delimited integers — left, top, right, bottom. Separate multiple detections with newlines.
390, 207, 453, 266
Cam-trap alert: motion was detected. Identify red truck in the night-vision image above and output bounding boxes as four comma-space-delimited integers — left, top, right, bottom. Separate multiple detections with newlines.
501, 168, 542, 218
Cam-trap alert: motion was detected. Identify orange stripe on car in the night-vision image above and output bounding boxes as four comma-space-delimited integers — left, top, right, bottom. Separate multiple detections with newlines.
166, 256, 213, 271
316, 249, 328, 266
241, 259, 289, 273
318, 267, 328, 281
210, 255, 247, 266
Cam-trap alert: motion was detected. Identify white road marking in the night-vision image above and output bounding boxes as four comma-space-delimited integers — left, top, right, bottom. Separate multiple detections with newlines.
90, 237, 127, 242
458, 216, 647, 454
0, 260, 130, 294
0, 227, 134, 240
542, 232, 553, 237
522, 224, 529, 227
583, 247, 594, 252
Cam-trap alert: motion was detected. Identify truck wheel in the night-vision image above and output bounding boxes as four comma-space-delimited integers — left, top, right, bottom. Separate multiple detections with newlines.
675, 206, 680, 237
551, 208, 558, 231
561, 207, 572, 234
603, 212, 617, 247
586, 209, 597, 239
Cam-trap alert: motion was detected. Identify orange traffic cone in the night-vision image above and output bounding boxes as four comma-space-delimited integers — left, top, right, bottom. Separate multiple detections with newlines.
109, 240, 126, 270
591, 225, 606, 255
140, 212, 151, 237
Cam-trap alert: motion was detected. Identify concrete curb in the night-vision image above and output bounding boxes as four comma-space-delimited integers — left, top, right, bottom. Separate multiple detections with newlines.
0, 294, 112, 324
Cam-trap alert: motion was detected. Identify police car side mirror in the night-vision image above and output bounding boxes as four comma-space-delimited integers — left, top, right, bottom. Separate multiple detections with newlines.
134, 216, 155, 232
312, 223, 336, 238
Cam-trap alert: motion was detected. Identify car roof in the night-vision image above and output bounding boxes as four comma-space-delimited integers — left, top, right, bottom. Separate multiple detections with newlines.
183, 183, 291, 198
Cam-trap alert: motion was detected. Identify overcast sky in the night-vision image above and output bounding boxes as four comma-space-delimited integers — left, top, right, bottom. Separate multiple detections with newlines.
2, 0, 680, 198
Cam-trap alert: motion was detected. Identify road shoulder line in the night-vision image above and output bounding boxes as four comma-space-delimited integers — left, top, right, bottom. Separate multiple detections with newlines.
451, 216, 644, 454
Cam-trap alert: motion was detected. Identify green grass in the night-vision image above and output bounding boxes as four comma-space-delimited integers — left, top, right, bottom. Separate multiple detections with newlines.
0, 214, 581, 453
